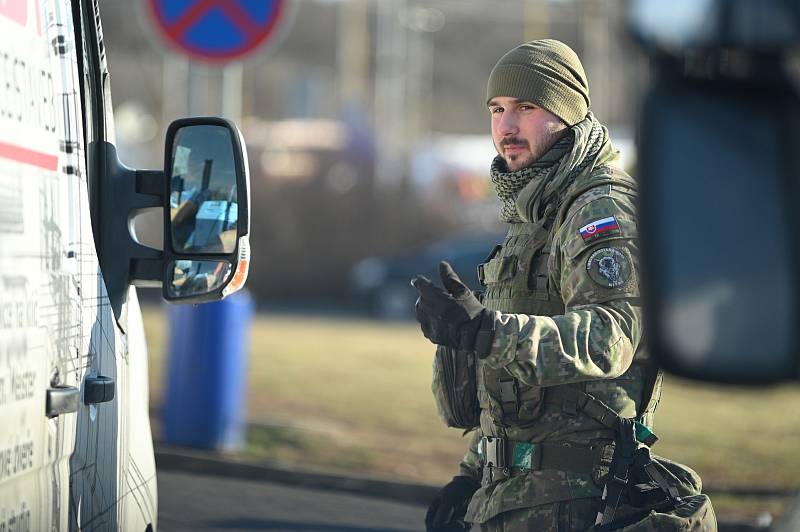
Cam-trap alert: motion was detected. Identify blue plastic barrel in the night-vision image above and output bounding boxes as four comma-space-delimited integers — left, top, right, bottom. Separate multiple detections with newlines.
162, 290, 254, 450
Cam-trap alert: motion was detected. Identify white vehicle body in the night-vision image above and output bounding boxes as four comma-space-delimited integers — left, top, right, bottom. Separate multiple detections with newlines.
0, 1, 157, 530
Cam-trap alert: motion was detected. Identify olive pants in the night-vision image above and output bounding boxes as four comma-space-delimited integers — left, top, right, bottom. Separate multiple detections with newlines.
479, 498, 601, 532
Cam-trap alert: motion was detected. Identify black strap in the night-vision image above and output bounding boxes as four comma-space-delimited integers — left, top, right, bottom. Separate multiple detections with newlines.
596, 418, 637, 527
497, 377, 518, 417
636, 360, 662, 422
546, 387, 621, 431
594, 433, 684, 530
642, 460, 683, 503
545, 387, 659, 447
538, 442, 596, 474
477, 437, 599, 477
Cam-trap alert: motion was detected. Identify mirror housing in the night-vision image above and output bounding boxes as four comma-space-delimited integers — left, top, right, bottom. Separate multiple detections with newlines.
98, 117, 250, 320
630, 0, 800, 385
162, 117, 251, 304
638, 72, 800, 384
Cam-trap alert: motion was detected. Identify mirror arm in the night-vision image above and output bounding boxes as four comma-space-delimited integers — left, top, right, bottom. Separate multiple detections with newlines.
98, 142, 166, 320
131, 259, 164, 286
136, 169, 165, 199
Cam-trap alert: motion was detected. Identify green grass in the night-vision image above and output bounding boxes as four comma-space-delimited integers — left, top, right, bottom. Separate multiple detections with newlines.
143, 307, 800, 520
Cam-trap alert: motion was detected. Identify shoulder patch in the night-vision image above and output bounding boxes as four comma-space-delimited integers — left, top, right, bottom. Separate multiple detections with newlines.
578, 216, 620, 243
586, 247, 631, 288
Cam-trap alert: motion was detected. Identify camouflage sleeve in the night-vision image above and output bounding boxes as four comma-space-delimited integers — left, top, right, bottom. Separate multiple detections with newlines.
481, 185, 642, 387
458, 430, 483, 479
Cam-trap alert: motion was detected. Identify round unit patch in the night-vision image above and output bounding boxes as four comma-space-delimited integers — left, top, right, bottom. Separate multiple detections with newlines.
586, 247, 631, 288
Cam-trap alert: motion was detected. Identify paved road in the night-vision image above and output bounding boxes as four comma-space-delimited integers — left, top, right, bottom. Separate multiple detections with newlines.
157, 470, 427, 532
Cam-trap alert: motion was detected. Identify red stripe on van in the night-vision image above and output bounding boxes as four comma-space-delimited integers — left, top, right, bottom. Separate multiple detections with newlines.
0, 141, 58, 171
34, 0, 41, 35
0, 0, 27, 27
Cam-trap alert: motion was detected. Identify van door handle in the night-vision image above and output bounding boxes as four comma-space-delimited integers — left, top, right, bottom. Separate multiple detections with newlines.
46, 386, 80, 417
84, 376, 115, 405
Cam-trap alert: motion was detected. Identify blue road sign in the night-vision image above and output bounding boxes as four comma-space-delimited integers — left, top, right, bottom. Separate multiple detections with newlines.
147, 0, 289, 62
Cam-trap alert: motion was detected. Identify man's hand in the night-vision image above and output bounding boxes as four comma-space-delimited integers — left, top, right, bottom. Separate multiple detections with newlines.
425, 475, 480, 532
411, 262, 494, 357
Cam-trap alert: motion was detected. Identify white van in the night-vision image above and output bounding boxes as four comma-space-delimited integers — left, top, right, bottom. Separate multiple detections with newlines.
0, 1, 251, 530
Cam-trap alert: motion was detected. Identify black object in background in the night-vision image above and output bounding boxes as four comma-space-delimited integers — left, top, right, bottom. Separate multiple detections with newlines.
632, 0, 800, 383
638, 72, 800, 383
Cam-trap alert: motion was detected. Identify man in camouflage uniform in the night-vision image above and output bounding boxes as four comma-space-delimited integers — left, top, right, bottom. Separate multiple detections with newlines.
413, 40, 658, 531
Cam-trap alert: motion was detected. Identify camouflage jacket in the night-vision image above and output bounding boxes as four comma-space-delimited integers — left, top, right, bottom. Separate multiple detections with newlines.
461, 131, 658, 524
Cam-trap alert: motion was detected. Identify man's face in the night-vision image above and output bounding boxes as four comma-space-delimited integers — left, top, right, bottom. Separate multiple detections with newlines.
488, 97, 568, 171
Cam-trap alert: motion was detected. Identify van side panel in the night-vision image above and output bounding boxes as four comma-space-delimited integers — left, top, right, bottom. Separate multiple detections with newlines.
0, 0, 82, 530
118, 289, 158, 531
66, 1, 157, 530
0, 1, 157, 531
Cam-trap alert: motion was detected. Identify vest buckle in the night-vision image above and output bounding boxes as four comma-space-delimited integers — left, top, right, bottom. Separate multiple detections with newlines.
498, 377, 519, 417
479, 436, 508, 483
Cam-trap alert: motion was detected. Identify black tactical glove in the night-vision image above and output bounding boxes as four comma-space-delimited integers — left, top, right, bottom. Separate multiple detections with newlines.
411, 262, 494, 357
425, 475, 480, 532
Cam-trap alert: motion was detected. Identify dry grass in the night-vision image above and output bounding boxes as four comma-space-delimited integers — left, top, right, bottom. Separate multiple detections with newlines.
143, 306, 800, 520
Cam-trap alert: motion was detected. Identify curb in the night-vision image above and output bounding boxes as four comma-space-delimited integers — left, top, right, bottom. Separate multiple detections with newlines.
154, 445, 775, 532
154, 445, 439, 506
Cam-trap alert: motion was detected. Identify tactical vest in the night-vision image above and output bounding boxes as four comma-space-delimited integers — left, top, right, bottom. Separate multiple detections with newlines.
475, 166, 661, 446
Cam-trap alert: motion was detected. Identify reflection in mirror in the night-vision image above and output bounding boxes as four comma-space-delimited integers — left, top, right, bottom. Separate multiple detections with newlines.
168, 260, 233, 298
170, 125, 239, 254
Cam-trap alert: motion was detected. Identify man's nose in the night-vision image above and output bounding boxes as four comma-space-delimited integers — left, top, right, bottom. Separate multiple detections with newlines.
497, 112, 519, 136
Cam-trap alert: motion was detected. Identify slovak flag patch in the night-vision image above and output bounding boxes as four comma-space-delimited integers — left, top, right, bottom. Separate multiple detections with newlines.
579, 216, 620, 242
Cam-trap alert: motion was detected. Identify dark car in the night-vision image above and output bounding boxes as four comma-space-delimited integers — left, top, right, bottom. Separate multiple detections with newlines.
349, 232, 505, 319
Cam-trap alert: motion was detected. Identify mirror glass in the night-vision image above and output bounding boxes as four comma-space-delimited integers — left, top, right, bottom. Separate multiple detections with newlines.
170, 125, 239, 254
639, 77, 799, 382
167, 260, 233, 298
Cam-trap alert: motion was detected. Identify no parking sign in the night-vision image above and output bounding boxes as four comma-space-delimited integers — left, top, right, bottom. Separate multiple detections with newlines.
147, 0, 293, 62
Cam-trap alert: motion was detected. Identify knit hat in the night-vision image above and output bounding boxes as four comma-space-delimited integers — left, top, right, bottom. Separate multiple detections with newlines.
487, 39, 590, 126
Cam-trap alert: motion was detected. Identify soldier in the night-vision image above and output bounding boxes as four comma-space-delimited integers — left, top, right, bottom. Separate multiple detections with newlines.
412, 40, 702, 531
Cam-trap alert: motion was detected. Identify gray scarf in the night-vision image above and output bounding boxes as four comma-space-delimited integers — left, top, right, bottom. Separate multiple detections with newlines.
490, 113, 609, 223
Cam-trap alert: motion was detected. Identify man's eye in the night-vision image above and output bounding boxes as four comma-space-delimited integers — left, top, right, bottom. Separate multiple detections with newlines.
519, 104, 535, 111
490, 107, 503, 114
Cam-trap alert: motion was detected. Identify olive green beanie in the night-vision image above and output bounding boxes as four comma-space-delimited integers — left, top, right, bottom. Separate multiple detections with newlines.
487, 39, 590, 126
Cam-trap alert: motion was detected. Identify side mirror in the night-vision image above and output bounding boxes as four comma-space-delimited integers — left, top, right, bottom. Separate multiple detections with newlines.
638, 73, 800, 384
163, 118, 250, 303
98, 117, 251, 319
629, 0, 800, 385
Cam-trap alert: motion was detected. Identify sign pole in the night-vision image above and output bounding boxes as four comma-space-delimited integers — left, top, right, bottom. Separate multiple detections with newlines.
162, 53, 187, 123
146, 0, 295, 452
186, 60, 196, 116
222, 62, 243, 125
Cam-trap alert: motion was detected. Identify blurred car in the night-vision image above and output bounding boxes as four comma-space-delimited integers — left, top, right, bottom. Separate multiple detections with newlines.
350, 232, 505, 319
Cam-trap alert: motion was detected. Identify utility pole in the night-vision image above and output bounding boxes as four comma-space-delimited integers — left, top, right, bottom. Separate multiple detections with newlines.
338, 0, 369, 109
373, 0, 407, 194
404, 4, 443, 154
581, 0, 611, 122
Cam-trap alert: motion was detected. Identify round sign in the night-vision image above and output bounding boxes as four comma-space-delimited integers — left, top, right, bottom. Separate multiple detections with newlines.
147, 0, 291, 62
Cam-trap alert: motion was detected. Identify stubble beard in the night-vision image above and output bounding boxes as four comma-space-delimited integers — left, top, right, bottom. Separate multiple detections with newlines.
503, 149, 535, 172
498, 127, 567, 172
